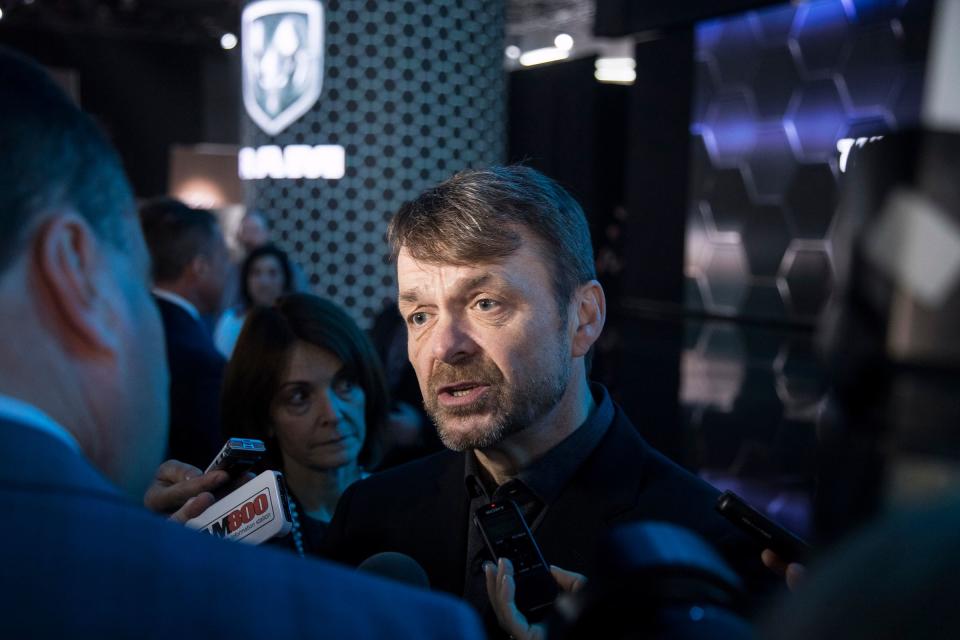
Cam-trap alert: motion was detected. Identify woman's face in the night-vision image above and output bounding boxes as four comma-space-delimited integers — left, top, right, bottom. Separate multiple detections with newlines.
270, 341, 366, 472
247, 254, 285, 307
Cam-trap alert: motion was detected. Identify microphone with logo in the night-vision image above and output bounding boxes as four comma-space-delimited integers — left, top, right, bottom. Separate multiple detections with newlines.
357, 552, 431, 590
185, 439, 294, 544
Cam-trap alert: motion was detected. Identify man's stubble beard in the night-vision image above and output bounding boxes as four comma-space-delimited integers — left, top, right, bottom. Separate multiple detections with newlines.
423, 336, 571, 452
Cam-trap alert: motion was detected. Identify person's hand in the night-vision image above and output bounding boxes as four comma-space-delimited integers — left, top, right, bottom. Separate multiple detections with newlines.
484, 558, 586, 640
143, 459, 232, 524
761, 549, 807, 592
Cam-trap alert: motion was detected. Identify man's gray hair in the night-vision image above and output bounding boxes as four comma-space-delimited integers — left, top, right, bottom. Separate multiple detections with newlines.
388, 165, 596, 313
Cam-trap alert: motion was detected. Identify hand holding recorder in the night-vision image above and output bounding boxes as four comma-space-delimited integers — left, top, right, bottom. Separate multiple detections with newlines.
176, 438, 292, 544
474, 499, 587, 639
484, 558, 586, 640
144, 438, 265, 524
474, 500, 558, 617
144, 459, 232, 523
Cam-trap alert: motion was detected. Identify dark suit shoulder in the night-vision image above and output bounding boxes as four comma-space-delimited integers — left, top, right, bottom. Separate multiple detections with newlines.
1, 482, 482, 636
591, 406, 730, 534
593, 405, 774, 600
0, 421, 121, 498
155, 298, 224, 365
3, 420, 483, 638
328, 448, 463, 546
155, 296, 196, 332
324, 449, 469, 593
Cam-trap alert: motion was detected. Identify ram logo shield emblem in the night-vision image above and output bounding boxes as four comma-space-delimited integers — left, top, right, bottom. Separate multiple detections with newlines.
242, 0, 324, 136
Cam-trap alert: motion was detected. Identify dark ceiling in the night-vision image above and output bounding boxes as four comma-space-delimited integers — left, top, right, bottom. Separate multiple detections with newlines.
0, 0, 593, 44
0, 0, 243, 44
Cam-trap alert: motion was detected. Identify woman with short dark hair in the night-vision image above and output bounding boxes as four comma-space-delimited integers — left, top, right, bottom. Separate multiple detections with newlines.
220, 293, 389, 557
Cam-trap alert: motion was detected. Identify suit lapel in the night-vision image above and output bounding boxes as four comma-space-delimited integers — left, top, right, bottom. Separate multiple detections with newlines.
534, 408, 650, 574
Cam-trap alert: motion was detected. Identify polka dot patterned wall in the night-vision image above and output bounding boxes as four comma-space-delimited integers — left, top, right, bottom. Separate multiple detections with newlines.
242, 0, 506, 326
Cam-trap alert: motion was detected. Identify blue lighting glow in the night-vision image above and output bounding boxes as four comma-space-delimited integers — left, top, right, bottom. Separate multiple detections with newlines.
692, 0, 922, 166
842, 0, 904, 22
686, 0, 929, 321
784, 78, 848, 160
702, 92, 757, 166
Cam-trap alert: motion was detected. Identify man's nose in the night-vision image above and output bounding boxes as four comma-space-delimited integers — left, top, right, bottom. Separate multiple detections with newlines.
431, 314, 478, 364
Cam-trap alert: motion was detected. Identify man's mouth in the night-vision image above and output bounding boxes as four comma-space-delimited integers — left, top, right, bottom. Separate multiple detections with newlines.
436, 382, 490, 407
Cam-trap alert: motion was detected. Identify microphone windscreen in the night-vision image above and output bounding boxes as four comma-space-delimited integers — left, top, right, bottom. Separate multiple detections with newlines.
357, 552, 430, 589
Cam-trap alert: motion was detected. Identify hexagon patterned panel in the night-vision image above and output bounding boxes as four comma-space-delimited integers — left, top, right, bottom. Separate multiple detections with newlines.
243, 0, 506, 327
686, 0, 933, 323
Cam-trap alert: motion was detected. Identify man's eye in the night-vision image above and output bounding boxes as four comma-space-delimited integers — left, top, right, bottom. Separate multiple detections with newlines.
475, 299, 498, 311
409, 311, 429, 326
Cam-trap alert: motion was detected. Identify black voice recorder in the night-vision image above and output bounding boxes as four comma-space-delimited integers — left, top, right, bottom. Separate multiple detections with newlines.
715, 490, 813, 564
205, 437, 266, 476
473, 500, 558, 617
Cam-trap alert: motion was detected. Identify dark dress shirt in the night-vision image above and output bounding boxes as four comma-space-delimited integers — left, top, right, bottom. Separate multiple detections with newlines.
462, 385, 614, 611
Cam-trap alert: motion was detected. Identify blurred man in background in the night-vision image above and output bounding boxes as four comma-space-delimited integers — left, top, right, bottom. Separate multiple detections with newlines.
140, 198, 230, 467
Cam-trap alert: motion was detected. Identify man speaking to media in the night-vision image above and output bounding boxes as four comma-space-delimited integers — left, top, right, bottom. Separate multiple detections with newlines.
323, 166, 779, 635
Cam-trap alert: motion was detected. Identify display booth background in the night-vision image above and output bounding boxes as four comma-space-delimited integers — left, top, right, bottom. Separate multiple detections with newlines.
242, 0, 506, 326
685, 0, 932, 323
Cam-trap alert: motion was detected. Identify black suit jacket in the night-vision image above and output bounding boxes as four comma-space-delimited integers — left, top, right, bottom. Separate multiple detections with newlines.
156, 296, 226, 468
324, 402, 769, 633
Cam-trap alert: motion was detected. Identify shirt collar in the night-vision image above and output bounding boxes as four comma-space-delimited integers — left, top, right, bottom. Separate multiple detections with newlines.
0, 393, 81, 453
464, 383, 615, 505
153, 288, 201, 323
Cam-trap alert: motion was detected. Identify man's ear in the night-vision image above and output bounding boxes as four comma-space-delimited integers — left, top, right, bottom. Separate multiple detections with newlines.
570, 280, 606, 358
189, 253, 210, 281
33, 213, 120, 356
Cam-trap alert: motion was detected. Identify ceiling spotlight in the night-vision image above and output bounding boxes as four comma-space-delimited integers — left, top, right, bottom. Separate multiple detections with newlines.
519, 47, 570, 67
554, 33, 574, 51
505, 45, 521, 60
0, 8, 4, 20
595, 57, 637, 84
220, 32, 238, 50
